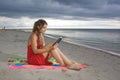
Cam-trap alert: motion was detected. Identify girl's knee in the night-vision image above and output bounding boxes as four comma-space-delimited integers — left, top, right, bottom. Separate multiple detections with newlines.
50, 48, 58, 53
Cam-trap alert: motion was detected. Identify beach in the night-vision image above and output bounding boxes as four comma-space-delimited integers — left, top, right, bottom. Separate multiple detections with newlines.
0, 29, 120, 80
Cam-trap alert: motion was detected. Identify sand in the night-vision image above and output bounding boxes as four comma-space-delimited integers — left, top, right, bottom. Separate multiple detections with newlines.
0, 29, 120, 80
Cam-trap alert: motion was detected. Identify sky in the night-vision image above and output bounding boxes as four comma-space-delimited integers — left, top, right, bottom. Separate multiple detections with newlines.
0, 0, 120, 29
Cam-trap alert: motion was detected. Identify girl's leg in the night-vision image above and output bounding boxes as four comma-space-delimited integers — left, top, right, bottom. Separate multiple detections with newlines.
43, 52, 49, 58
50, 48, 73, 66
56, 49, 82, 65
49, 48, 82, 70
56, 48, 73, 66
50, 49, 65, 66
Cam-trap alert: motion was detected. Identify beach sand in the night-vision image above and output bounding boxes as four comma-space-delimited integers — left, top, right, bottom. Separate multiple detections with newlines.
0, 29, 120, 80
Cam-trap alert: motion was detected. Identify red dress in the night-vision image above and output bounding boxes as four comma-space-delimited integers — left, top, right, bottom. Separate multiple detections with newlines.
27, 39, 52, 65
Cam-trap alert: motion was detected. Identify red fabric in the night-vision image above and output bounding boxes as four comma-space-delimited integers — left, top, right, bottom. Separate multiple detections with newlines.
27, 39, 52, 65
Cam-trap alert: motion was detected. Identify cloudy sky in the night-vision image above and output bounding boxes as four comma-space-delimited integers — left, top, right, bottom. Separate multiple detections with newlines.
0, 0, 120, 29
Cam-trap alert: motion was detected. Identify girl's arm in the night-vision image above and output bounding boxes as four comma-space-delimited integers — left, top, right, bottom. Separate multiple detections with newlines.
31, 33, 51, 54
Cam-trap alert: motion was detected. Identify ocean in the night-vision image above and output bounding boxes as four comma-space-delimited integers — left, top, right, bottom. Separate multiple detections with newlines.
24, 29, 120, 56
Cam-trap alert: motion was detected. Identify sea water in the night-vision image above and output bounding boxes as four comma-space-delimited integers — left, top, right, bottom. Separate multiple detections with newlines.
24, 29, 120, 56
45, 29, 120, 55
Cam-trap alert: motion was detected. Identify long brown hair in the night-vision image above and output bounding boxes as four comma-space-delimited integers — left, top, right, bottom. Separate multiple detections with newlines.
32, 19, 47, 33
32, 19, 47, 46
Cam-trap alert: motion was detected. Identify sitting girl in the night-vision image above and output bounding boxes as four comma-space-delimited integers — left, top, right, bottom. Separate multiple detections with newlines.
27, 19, 82, 70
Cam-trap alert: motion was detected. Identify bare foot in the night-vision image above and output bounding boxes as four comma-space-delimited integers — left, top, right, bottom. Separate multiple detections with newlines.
72, 61, 82, 65
67, 63, 82, 71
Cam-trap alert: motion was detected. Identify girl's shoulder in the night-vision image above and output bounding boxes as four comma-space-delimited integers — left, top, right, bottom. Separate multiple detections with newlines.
28, 33, 37, 41
31, 32, 37, 38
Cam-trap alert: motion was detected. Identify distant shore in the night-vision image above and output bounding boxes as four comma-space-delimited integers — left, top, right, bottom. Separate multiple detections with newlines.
0, 29, 120, 80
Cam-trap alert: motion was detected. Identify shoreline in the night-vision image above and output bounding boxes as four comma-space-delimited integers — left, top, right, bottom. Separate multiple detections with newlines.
62, 40, 120, 57
45, 34, 120, 57
0, 29, 120, 80
6, 28, 120, 57
2, 28, 120, 57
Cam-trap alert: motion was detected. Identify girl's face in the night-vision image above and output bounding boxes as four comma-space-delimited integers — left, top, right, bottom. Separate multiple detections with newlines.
39, 24, 47, 33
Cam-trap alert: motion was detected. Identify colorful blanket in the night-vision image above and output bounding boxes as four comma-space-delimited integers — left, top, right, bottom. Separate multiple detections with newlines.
8, 57, 87, 69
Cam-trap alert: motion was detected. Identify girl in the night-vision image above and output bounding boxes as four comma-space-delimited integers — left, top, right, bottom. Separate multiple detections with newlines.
27, 19, 81, 70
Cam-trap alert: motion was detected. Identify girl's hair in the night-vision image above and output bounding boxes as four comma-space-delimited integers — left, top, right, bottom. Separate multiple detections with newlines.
32, 19, 47, 46
32, 19, 47, 33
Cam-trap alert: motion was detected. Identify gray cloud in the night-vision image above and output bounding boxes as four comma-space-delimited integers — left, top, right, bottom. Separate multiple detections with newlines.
0, 0, 120, 20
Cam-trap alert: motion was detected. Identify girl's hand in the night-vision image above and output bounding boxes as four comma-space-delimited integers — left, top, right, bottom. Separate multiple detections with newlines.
53, 43, 58, 49
44, 43, 53, 51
